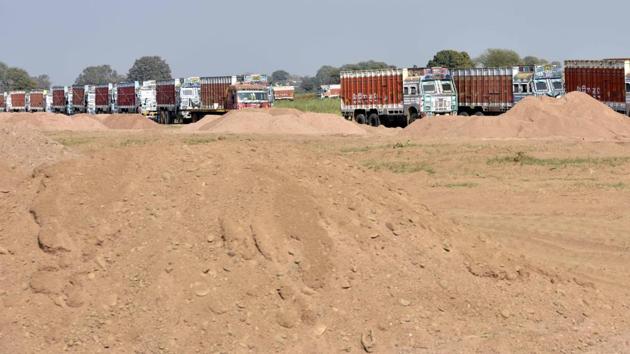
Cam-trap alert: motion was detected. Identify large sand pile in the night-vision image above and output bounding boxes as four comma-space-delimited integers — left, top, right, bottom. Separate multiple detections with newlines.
0, 112, 161, 131
182, 108, 368, 136
0, 122, 70, 174
403, 92, 630, 140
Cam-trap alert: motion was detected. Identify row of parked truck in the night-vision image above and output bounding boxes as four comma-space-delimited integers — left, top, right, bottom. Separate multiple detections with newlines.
1, 59, 629, 127
340, 59, 630, 127
0, 74, 274, 124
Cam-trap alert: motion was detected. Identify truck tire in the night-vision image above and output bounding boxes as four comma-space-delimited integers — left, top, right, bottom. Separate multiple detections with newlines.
407, 112, 419, 126
368, 113, 380, 127
474, 111, 484, 116
460, 112, 469, 117
355, 113, 366, 124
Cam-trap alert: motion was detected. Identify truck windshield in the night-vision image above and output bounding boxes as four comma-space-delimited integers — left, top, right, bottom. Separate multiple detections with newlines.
238, 91, 268, 102
182, 89, 195, 96
440, 81, 454, 93
535, 81, 548, 92
551, 80, 563, 90
422, 81, 436, 94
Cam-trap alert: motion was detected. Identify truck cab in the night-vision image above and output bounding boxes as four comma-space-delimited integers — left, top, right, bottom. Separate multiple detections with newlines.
179, 77, 201, 116
513, 65, 564, 103
404, 67, 457, 122
228, 84, 271, 110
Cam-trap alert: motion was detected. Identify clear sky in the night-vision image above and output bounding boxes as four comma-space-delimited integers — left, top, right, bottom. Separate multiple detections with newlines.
1, 0, 628, 85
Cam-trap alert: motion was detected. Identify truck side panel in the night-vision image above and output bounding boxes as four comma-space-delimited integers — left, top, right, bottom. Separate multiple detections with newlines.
10, 92, 26, 109
565, 60, 627, 111
95, 86, 109, 107
29, 92, 45, 110
72, 87, 85, 107
52, 88, 66, 108
156, 81, 177, 108
199, 76, 234, 110
0, 94, 4, 111
340, 69, 404, 111
117, 85, 137, 109
453, 68, 514, 113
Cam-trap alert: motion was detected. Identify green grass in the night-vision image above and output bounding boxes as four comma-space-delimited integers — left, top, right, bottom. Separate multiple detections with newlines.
362, 160, 435, 174
341, 141, 422, 153
183, 136, 218, 145
488, 152, 630, 167
274, 93, 341, 115
54, 136, 96, 146
442, 182, 479, 188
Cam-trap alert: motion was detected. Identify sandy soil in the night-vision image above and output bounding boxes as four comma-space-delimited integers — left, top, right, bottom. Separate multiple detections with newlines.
1, 100, 630, 352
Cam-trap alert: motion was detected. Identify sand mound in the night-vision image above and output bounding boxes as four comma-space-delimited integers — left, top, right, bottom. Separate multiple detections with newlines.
403, 92, 630, 140
89, 114, 161, 130
0, 122, 69, 173
0, 112, 160, 131
182, 108, 368, 136
0, 112, 108, 131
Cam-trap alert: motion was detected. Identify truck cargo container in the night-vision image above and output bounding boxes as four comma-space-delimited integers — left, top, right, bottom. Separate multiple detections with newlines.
8, 91, 27, 112
139, 80, 157, 117
565, 59, 630, 115
28, 90, 46, 112
52, 86, 68, 113
156, 79, 181, 124
72, 85, 86, 114
321, 84, 341, 99
116, 82, 140, 113
453, 65, 564, 116
0, 93, 6, 112
272, 86, 295, 101
340, 67, 457, 127
95, 84, 113, 113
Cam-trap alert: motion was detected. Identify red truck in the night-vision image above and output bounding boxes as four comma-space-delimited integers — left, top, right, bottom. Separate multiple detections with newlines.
72, 86, 86, 113
51, 86, 67, 113
272, 86, 295, 101
0, 93, 5, 112
95, 84, 113, 113
156, 79, 180, 124
565, 59, 630, 115
8, 91, 27, 112
116, 82, 140, 113
28, 90, 46, 112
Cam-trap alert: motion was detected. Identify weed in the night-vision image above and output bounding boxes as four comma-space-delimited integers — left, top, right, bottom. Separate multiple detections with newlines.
274, 94, 341, 115
184, 136, 217, 145
54, 136, 95, 146
488, 152, 630, 167
363, 160, 435, 174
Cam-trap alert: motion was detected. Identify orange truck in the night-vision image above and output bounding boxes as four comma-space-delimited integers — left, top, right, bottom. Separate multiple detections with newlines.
272, 86, 295, 101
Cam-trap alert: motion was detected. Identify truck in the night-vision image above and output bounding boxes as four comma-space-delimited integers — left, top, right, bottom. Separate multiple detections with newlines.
320, 84, 341, 99
95, 84, 114, 113
7, 91, 27, 112
51, 86, 69, 113
155, 76, 271, 124
71, 85, 86, 114
453, 65, 564, 116
116, 82, 140, 113
27, 90, 46, 112
565, 59, 630, 115
0, 93, 6, 112
272, 86, 295, 101
340, 67, 458, 127
139, 80, 157, 118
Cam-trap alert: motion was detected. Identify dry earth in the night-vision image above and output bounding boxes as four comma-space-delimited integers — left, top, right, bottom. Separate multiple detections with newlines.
1, 105, 629, 353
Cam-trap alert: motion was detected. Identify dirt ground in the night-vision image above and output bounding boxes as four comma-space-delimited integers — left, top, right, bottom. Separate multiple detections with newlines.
1, 112, 630, 352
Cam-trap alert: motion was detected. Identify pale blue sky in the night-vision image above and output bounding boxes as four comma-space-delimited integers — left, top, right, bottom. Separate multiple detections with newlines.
1, 0, 628, 85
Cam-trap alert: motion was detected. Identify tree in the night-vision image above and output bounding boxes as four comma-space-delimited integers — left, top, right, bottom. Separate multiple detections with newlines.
315, 65, 340, 85
0, 61, 8, 92
127, 56, 172, 82
4, 67, 37, 91
270, 70, 290, 85
299, 76, 318, 92
522, 56, 549, 66
476, 49, 521, 68
32, 74, 51, 90
75, 65, 125, 85
427, 50, 475, 69
340, 60, 392, 71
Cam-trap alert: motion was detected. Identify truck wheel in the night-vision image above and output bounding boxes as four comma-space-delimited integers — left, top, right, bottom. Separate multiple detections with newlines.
355, 114, 366, 124
474, 111, 484, 116
407, 112, 419, 126
460, 112, 469, 117
368, 113, 380, 127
